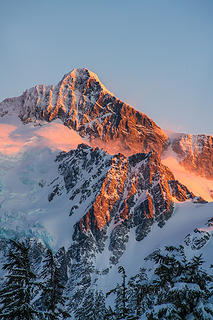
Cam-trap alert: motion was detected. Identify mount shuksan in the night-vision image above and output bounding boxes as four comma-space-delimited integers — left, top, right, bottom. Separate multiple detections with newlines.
0, 68, 212, 319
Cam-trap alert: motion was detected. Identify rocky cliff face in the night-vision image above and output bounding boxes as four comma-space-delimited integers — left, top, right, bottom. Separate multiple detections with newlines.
171, 134, 213, 180
49, 144, 195, 262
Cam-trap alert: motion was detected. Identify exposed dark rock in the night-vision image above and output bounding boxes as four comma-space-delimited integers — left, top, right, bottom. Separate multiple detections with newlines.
184, 229, 211, 250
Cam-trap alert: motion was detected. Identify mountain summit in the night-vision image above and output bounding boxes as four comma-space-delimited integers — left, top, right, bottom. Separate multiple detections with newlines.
0, 68, 168, 156
1, 68, 213, 182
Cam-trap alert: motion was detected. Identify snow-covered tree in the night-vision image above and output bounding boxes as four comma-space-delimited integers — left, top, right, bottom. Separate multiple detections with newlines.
40, 248, 70, 320
106, 266, 129, 320
75, 289, 106, 320
0, 239, 42, 320
126, 268, 150, 320
105, 246, 213, 320
145, 246, 213, 320
94, 290, 107, 320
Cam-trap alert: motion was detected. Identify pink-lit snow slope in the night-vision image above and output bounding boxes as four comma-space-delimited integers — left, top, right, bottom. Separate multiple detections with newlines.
162, 151, 213, 202
0, 116, 86, 155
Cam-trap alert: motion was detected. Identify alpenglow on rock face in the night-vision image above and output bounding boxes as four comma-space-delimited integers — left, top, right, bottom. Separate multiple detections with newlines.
1, 68, 212, 180
49, 144, 195, 263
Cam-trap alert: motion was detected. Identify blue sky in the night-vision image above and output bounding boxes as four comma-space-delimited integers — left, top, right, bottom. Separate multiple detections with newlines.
1, 0, 213, 134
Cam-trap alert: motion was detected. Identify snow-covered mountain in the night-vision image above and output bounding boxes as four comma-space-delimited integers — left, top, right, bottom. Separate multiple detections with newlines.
1, 68, 212, 181
0, 68, 212, 319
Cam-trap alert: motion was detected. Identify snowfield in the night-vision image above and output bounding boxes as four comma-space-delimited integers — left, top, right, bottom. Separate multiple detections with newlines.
0, 115, 212, 255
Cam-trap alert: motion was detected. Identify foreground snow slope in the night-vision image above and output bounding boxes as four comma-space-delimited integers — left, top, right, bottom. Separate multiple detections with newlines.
95, 201, 213, 293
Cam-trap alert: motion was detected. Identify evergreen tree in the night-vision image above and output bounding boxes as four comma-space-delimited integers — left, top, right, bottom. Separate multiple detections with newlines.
40, 248, 70, 320
0, 239, 42, 320
94, 290, 107, 320
75, 289, 95, 320
179, 254, 213, 319
106, 266, 129, 320
126, 268, 149, 320
75, 289, 106, 320
145, 246, 213, 320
